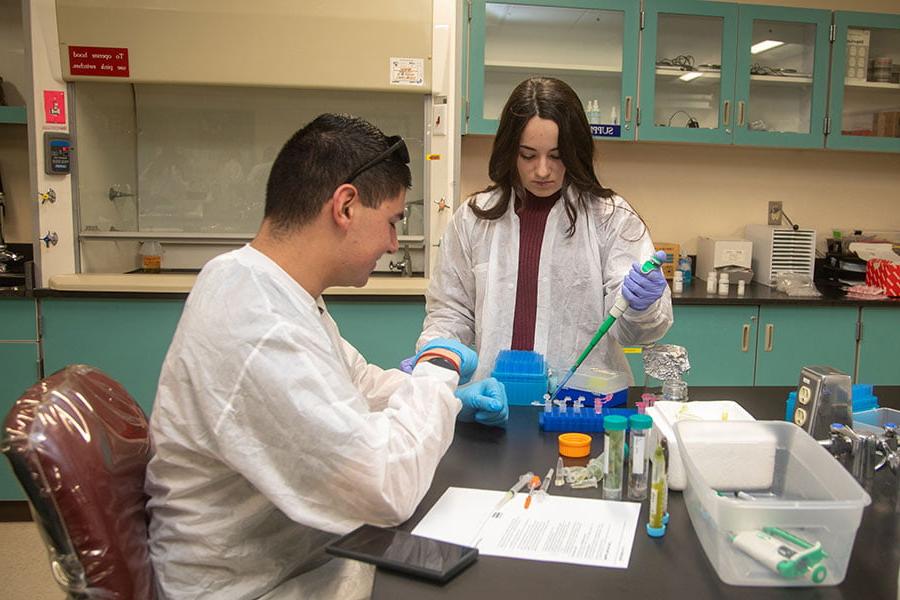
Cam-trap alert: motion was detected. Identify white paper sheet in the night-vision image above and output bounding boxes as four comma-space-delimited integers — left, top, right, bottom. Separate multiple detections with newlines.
412, 487, 641, 569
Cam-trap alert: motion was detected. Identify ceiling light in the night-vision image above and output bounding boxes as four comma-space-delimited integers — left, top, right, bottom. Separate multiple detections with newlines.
751, 40, 784, 54
678, 71, 704, 82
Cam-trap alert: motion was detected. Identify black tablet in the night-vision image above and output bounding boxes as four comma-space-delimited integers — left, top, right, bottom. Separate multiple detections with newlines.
326, 524, 478, 583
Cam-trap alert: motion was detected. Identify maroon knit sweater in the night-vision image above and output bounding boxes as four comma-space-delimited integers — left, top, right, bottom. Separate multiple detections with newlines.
510, 189, 562, 350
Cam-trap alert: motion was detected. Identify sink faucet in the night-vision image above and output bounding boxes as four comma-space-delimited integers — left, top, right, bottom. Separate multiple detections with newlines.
819, 423, 899, 483
389, 247, 413, 277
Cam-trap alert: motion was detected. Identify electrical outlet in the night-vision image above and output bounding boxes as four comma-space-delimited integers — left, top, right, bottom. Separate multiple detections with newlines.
768, 201, 783, 226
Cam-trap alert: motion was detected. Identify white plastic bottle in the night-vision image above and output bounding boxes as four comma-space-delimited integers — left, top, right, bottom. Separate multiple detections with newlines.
718, 272, 730, 296
673, 270, 684, 294
737, 279, 746, 296
706, 271, 717, 294
610, 104, 619, 125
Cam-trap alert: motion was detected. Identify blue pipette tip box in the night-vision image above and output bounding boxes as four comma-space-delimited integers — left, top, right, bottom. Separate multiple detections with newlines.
492, 350, 548, 406
539, 406, 637, 433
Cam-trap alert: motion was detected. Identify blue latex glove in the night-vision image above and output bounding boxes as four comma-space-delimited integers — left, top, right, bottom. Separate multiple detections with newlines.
415, 338, 478, 384
455, 378, 508, 427
399, 356, 415, 374
621, 250, 668, 311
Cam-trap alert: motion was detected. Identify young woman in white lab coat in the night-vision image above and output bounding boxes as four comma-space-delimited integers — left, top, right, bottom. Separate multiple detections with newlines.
419, 77, 673, 383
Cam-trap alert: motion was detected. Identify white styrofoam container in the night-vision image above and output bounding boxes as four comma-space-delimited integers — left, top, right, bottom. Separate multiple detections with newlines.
646, 400, 756, 490
675, 421, 871, 587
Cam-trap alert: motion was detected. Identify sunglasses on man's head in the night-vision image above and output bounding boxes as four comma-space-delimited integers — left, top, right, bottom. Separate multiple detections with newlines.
343, 135, 410, 184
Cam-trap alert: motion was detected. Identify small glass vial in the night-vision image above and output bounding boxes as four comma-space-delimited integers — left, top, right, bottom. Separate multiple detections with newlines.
602, 415, 628, 500
139, 240, 163, 273
718, 272, 730, 296
627, 414, 653, 500
706, 271, 717, 294
672, 271, 683, 294
737, 279, 746, 296
661, 378, 688, 402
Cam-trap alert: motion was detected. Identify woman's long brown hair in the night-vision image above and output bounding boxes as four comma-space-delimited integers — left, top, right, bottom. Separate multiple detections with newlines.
471, 77, 639, 237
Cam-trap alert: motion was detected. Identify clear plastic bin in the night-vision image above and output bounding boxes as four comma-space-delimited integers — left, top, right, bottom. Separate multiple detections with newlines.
852, 407, 899, 435
674, 420, 871, 587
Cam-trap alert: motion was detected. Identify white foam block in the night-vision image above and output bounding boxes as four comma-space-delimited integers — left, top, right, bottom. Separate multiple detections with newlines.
647, 401, 757, 491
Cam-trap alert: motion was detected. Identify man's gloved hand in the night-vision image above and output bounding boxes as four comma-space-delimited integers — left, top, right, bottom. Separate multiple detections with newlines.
399, 356, 415, 374
415, 338, 478, 384
455, 378, 508, 427
621, 250, 668, 312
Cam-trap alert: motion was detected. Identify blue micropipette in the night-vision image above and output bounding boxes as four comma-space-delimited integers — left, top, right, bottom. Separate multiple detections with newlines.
550, 254, 664, 401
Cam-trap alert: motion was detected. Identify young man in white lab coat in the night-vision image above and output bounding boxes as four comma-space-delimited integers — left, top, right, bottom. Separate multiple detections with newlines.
145, 114, 508, 600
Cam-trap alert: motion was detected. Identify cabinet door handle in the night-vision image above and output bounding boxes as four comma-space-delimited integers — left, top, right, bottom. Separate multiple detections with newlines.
624, 96, 633, 122
741, 324, 751, 352
738, 101, 745, 127
723, 100, 731, 126
764, 324, 774, 352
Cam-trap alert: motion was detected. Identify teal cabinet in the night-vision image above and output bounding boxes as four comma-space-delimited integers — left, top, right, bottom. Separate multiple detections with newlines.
857, 307, 900, 385
465, 0, 640, 139
826, 12, 900, 153
754, 305, 857, 386
326, 299, 426, 370
0, 299, 40, 500
626, 305, 759, 386
41, 299, 185, 416
0, 343, 41, 500
640, 1, 830, 148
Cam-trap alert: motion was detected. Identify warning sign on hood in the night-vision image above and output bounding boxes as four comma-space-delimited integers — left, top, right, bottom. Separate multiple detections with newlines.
69, 46, 130, 77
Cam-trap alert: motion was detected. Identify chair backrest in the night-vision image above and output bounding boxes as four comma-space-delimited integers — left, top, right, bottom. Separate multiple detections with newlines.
1, 364, 156, 600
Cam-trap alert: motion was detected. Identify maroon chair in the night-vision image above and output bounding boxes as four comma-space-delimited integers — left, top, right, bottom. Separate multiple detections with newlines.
2, 364, 156, 599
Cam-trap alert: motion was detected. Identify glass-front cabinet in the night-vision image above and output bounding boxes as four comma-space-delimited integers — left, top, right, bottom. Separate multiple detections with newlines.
466, 0, 639, 140
733, 6, 830, 148
71, 84, 429, 275
639, 0, 738, 144
640, 1, 830, 148
827, 12, 900, 153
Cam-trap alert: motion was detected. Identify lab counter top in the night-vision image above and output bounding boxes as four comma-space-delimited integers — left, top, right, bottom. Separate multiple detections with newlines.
35, 272, 431, 298
373, 386, 900, 600
12, 273, 900, 305
673, 279, 899, 306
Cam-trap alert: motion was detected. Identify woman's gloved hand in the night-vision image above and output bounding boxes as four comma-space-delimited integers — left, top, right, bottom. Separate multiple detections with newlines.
455, 378, 508, 427
399, 356, 415, 374
415, 338, 478, 384
621, 250, 668, 312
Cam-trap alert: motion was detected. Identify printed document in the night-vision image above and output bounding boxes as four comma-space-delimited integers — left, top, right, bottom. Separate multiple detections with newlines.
412, 487, 640, 568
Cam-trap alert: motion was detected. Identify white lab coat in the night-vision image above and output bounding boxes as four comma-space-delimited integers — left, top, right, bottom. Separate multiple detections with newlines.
145, 245, 462, 600
419, 187, 673, 383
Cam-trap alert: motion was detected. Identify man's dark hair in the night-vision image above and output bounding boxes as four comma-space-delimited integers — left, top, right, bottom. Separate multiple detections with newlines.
264, 114, 411, 233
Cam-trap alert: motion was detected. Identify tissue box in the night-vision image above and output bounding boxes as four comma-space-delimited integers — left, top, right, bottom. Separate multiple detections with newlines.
675, 421, 871, 587
645, 401, 756, 491
865, 258, 900, 296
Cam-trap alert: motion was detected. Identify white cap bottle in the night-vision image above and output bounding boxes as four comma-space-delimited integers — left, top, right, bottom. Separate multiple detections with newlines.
706, 271, 717, 294
718, 272, 730, 296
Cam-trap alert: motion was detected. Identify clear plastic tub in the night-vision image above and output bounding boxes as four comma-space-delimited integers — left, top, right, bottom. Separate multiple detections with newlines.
852, 407, 899, 435
674, 420, 871, 587
555, 368, 629, 407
